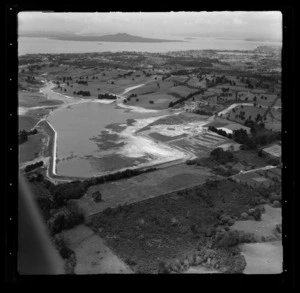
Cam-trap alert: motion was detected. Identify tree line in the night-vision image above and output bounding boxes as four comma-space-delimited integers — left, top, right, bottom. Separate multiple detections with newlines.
98, 93, 117, 100
26, 166, 157, 237
208, 125, 281, 150
74, 90, 91, 96
19, 128, 38, 144
24, 161, 44, 173
76, 80, 88, 85
168, 90, 203, 108
29, 167, 157, 207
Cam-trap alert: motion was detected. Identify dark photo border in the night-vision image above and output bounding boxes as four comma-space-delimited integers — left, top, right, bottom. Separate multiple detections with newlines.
5, 4, 295, 289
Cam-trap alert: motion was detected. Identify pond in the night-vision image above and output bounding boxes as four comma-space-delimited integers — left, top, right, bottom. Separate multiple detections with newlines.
48, 101, 177, 177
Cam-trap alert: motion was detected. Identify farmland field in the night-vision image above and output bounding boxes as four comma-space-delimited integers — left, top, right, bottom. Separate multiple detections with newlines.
19, 91, 63, 108
187, 77, 203, 88
19, 132, 47, 163
226, 105, 267, 123
19, 115, 39, 131
168, 75, 189, 83
148, 132, 188, 142
76, 164, 214, 217
264, 109, 281, 131
126, 93, 177, 110
19, 108, 52, 131
168, 85, 198, 97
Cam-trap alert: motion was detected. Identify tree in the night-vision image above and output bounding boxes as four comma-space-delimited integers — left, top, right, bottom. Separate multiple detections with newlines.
19, 130, 28, 144
92, 191, 102, 202
24, 161, 44, 173
210, 147, 234, 164
233, 129, 250, 145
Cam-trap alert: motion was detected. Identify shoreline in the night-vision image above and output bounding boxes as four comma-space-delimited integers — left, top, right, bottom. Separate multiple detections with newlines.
38, 120, 57, 177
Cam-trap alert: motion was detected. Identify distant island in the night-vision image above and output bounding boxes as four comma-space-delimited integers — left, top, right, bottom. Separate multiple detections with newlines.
244, 38, 281, 43
49, 33, 185, 43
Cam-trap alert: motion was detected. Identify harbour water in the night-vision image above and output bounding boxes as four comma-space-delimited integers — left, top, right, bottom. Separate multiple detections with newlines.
18, 36, 281, 56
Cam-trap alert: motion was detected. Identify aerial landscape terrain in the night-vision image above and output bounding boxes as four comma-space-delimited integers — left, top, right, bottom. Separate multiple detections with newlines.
18, 12, 282, 275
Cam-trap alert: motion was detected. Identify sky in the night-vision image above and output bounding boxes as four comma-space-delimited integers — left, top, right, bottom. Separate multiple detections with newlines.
18, 11, 282, 40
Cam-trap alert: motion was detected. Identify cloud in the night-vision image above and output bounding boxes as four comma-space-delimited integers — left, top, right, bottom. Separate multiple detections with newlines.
18, 11, 282, 40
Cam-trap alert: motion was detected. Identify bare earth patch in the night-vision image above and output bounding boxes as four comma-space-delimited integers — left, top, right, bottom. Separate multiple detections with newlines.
239, 241, 282, 274
185, 266, 220, 274
230, 205, 282, 241
76, 164, 213, 218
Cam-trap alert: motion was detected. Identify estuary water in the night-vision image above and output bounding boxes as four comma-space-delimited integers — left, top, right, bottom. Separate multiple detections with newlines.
18, 36, 282, 55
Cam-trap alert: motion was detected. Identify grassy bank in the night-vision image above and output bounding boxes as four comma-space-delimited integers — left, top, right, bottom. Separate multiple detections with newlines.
19, 133, 46, 163
19, 115, 39, 132
19, 90, 64, 108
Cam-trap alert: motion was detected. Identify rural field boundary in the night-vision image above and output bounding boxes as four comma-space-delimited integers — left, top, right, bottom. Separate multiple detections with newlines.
86, 178, 218, 222
86, 163, 278, 221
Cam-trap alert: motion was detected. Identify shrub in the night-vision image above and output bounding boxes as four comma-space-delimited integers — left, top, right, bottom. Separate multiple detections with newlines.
210, 148, 234, 164
186, 159, 196, 165
219, 215, 231, 225
186, 158, 201, 165
125, 257, 137, 266
92, 191, 102, 202
19, 130, 28, 144
47, 203, 84, 235
252, 208, 262, 221
52, 234, 74, 259
269, 192, 281, 203
215, 230, 239, 248
275, 223, 282, 234
215, 230, 256, 248
102, 207, 113, 216
240, 212, 248, 220
24, 161, 44, 173
158, 261, 171, 274
98, 93, 116, 100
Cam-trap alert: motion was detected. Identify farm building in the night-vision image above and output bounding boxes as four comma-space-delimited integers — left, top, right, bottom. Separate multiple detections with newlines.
216, 123, 251, 134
